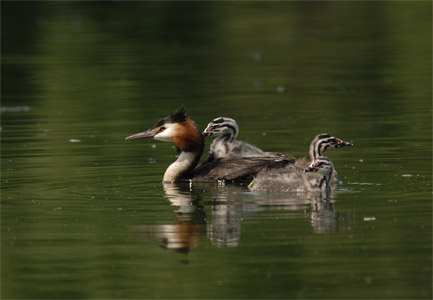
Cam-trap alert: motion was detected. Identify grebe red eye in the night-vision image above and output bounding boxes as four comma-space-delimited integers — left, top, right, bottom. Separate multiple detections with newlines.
160, 127, 166, 131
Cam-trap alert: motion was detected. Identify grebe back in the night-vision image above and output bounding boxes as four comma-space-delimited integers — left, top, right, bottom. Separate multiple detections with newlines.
249, 156, 335, 194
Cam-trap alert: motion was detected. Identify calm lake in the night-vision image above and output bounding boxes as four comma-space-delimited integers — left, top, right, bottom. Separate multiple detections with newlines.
2, 2, 432, 299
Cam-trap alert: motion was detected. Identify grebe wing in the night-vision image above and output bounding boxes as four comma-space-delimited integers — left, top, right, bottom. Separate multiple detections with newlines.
200, 152, 217, 165
236, 141, 288, 159
251, 164, 321, 192
192, 156, 294, 182
294, 157, 309, 168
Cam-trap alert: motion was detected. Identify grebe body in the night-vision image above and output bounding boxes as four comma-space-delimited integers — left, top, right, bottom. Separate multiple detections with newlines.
126, 107, 293, 183
249, 156, 335, 194
248, 133, 352, 193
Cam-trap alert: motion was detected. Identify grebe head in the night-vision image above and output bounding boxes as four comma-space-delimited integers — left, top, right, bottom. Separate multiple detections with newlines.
125, 106, 203, 153
305, 157, 334, 175
202, 117, 239, 142
309, 133, 353, 161
305, 156, 334, 193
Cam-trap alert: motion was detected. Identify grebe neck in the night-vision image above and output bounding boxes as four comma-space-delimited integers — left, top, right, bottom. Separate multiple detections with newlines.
318, 173, 332, 195
309, 135, 330, 161
215, 132, 236, 143
163, 150, 202, 182
309, 140, 321, 161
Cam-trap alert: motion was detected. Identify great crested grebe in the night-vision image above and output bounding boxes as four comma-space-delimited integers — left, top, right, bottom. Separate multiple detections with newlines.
249, 156, 335, 194
125, 107, 293, 183
202, 117, 287, 162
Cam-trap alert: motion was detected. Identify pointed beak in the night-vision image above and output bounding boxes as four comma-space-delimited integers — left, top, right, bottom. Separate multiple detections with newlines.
202, 128, 213, 137
304, 166, 316, 173
125, 130, 157, 140
304, 160, 320, 172
335, 139, 353, 148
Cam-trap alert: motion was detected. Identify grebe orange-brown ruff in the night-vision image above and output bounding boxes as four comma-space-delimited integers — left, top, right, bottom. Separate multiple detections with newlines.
125, 107, 294, 183
249, 156, 335, 194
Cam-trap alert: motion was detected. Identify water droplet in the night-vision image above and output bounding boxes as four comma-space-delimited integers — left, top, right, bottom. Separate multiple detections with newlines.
251, 51, 261, 61
252, 81, 261, 88
276, 85, 285, 93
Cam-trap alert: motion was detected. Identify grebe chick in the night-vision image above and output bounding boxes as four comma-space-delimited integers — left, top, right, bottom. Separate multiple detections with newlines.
249, 156, 335, 194
125, 107, 294, 183
203, 117, 286, 161
295, 133, 352, 168
294, 133, 352, 184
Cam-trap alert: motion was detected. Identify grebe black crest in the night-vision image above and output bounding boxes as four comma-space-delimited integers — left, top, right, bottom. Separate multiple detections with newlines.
126, 107, 293, 183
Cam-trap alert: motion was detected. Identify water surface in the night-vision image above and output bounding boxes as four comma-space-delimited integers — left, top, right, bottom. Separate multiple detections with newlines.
2, 2, 431, 299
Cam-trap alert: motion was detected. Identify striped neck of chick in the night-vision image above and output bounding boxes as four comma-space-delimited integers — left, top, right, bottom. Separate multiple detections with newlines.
203, 117, 239, 143
305, 156, 335, 194
309, 133, 353, 161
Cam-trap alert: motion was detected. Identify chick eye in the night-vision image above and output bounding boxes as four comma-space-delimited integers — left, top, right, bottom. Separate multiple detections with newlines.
160, 127, 166, 132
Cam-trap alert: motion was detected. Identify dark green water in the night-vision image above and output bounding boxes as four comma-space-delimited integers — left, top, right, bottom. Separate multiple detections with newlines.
2, 2, 431, 299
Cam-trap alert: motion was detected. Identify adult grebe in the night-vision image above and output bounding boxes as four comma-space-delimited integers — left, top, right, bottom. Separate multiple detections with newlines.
249, 156, 335, 194
125, 107, 293, 182
125, 106, 204, 182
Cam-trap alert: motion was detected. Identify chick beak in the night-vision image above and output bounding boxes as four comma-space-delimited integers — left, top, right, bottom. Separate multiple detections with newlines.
335, 139, 353, 148
202, 128, 213, 137
125, 130, 157, 140
304, 166, 316, 173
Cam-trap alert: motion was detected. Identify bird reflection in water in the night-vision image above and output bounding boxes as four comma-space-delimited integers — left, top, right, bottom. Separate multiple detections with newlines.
132, 182, 354, 255
131, 182, 246, 255
160, 182, 245, 249
133, 183, 206, 255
